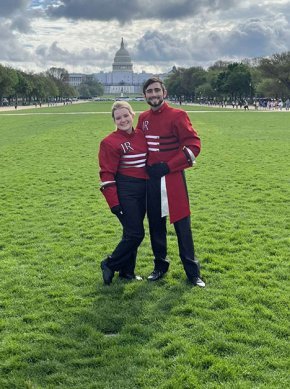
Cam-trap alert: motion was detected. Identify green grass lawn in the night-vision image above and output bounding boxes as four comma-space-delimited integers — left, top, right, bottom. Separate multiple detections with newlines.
0, 103, 289, 388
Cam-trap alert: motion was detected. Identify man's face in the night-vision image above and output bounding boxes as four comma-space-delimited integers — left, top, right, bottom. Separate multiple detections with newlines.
144, 82, 166, 109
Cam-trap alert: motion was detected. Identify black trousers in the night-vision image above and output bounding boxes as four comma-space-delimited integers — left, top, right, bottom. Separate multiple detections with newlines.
106, 174, 146, 273
147, 176, 200, 280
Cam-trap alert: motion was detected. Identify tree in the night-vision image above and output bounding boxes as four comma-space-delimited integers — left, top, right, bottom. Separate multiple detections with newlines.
255, 78, 288, 99
78, 84, 91, 99
77, 78, 104, 98
0, 64, 18, 104
43, 74, 59, 99
258, 52, 290, 95
30, 74, 47, 102
14, 71, 33, 104
46, 67, 69, 82
195, 83, 215, 100
165, 66, 206, 100
208, 60, 230, 72
45, 67, 76, 100
183, 67, 207, 100
215, 63, 252, 100
207, 61, 232, 100
165, 68, 186, 100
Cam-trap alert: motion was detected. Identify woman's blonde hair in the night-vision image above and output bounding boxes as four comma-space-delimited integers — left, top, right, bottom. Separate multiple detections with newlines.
111, 101, 135, 119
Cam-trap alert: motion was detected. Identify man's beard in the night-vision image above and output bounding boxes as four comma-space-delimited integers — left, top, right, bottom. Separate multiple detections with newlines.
146, 96, 164, 108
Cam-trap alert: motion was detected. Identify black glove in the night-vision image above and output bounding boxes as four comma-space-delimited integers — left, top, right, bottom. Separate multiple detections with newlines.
147, 162, 170, 178
111, 205, 124, 217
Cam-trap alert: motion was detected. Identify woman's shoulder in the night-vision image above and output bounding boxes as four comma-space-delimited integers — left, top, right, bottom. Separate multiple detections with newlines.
100, 131, 121, 150
101, 130, 118, 143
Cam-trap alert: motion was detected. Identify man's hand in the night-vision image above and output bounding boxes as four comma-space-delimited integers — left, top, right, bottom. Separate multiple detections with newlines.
111, 205, 124, 217
147, 162, 170, 178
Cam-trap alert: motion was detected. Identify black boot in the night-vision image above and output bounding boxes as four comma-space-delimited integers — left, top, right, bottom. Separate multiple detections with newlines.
100, 259, 114, 285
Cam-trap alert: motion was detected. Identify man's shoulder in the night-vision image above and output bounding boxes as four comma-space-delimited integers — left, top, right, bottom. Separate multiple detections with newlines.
165, 103, 187, 117
139, 109, 151, 118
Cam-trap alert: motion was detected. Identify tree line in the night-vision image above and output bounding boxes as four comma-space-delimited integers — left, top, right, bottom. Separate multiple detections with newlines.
0, 66, 104, 106
1, 51, 289, 106
164, 51, 290, 103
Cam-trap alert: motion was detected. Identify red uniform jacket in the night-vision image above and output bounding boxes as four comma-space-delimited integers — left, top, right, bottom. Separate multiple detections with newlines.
99, 128, 147, 209
137, 102, 201, 223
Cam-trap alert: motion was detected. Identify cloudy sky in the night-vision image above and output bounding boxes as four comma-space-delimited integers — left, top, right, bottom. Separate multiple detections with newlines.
1, 0, 290, 75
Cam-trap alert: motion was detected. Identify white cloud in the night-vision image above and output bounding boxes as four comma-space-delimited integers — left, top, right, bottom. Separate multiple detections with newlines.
44, 0, 240, 23
0, 0, 290, 74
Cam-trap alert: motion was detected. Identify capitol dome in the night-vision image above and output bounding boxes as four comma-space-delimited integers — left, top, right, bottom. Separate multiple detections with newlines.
69, 36, 167, 94
112, 38, 133, 71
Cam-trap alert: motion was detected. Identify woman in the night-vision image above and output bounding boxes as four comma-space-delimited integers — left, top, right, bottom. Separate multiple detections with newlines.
98, 101, 147, 285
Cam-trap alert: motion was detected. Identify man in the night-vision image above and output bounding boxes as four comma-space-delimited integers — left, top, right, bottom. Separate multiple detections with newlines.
137, 77, 205, 287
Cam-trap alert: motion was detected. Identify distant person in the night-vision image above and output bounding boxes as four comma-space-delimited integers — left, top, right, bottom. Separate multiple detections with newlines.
98, 101, 147, 285
137, 77, 205, 287
278, 99, 283, 110
285, 98, 290, 110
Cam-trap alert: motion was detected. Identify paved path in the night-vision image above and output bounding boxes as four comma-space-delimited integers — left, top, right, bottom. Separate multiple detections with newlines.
0, 100, 88, 112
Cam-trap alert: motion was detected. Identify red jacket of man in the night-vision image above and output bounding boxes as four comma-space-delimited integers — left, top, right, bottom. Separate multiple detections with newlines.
137, 102, 201, 223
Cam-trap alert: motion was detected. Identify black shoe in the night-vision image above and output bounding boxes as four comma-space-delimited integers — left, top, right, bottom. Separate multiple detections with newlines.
189, 277, 205, 287
100, 260, 114, 285
119, 273, 143, 281
147, 269, 166, 281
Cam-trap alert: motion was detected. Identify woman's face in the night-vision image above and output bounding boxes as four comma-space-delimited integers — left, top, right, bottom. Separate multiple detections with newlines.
113, 108, 134, 133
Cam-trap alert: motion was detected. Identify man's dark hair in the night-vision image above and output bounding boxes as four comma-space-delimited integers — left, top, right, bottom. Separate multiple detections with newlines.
143, 77, 165, 94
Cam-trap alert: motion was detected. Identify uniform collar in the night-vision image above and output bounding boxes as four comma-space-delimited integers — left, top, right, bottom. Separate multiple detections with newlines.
116, 128, 135, 137
151, 102, 168, 114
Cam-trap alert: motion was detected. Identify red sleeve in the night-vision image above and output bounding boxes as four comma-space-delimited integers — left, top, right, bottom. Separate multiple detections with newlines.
136, 114, 144, 132
98, 139, 120, 209
167, 111, 201, 173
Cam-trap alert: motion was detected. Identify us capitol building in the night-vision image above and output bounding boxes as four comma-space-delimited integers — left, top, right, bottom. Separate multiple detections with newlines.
68, 38, 169, 94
